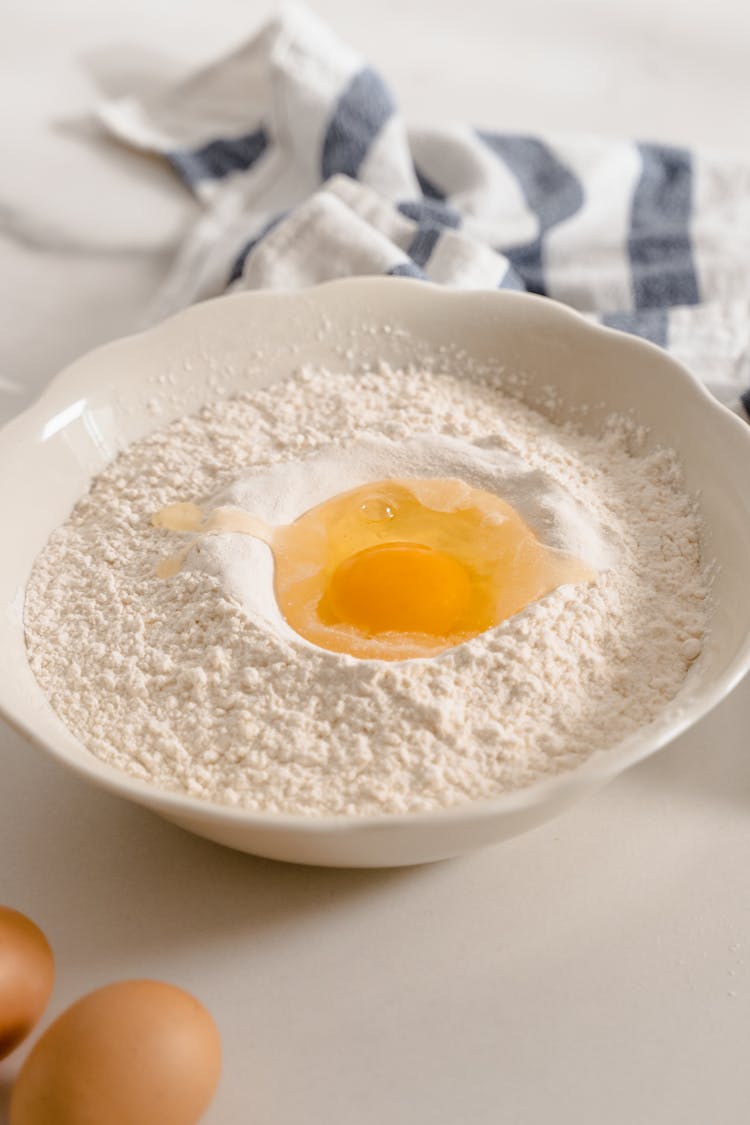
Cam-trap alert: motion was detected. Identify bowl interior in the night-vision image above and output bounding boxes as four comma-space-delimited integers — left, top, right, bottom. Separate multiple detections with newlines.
1, 280, 750, 862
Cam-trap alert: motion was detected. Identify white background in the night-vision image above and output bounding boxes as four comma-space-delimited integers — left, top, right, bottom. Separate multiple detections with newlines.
1, 2, 749, 1122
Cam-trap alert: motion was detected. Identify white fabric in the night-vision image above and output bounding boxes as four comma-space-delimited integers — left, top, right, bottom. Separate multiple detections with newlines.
99, 2, 750, 412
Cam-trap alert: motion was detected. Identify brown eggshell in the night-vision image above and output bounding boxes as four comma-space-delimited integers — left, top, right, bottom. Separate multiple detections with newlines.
0, 906, 54, 1060
10, 979, 222, 1125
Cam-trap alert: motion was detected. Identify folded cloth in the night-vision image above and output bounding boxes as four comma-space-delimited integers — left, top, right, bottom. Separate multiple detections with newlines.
100, 2, 750, 413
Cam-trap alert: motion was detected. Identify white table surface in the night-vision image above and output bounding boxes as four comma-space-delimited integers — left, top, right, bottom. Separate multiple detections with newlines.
1, 2, 748, 1122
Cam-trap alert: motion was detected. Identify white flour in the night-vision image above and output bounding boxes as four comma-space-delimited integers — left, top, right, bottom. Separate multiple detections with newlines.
24, 365, 710, 815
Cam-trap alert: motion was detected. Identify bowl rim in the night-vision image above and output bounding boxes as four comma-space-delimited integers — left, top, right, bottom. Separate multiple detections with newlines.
3, 277, 750, 834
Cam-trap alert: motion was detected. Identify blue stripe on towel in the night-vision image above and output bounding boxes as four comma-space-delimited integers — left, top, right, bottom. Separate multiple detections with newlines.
477, 132, 584, 295
389, 261, 427, 279
321, 67, 395, 180
407, 226, 441, 268
415, 167, 446, 201
398, 199, 461, 229
227, 212, 288, 284
499, 263, 526, 291
602, 308, 669, 348
629, 143, 700, 309
168, 126, 269, 186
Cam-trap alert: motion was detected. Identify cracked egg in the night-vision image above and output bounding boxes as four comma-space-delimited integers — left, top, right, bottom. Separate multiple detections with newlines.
152, 436, 610, 661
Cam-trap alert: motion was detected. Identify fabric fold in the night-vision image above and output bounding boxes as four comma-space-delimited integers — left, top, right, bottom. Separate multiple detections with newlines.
99, 1, 750, 411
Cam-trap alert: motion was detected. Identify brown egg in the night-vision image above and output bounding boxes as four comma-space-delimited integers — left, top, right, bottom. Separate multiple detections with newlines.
10, 979, 222, 1125
0, 906, 54, 1060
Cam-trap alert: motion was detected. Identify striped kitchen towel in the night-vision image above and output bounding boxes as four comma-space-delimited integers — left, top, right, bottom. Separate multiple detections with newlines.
100, 2, 750, 413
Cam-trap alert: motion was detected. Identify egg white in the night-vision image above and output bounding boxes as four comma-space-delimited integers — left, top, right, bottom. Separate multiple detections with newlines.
182, 435, 619, 649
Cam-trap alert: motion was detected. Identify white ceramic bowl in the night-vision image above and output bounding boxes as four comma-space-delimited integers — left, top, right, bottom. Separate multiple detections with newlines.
2, 279, 750, 867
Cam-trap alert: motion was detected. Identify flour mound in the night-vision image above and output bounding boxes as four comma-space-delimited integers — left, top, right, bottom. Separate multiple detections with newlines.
24, 365, 710, 816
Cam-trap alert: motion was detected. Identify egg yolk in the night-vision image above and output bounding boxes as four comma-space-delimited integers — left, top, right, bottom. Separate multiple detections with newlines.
154, 477, 596, 661
324, 542, 475, 636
